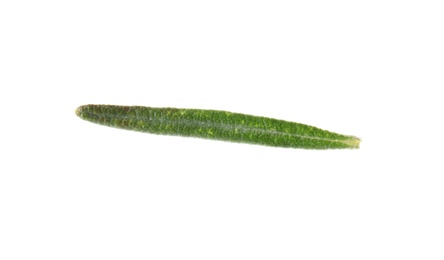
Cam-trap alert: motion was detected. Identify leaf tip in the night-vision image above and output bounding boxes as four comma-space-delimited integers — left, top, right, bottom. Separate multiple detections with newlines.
75, 105, 85, 118
343, 137, 361, 149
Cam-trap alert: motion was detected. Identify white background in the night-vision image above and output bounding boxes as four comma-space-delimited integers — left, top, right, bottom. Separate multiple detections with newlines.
1, 1, 443, 259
